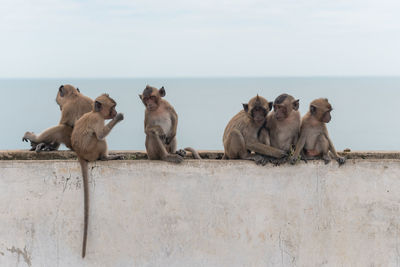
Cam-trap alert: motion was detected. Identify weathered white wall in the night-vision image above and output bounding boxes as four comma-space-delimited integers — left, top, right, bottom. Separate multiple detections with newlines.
0, 159, 399, 267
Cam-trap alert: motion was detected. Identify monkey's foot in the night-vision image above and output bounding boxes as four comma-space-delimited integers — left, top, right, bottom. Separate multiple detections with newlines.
253, 155, 268, 166
176, 149, 186, 158
269, 157, 288, 166
289, 156, 300, 165
323, 155, 331, 165
35, 143, 47, 153
100, 155, 125, 160
163, 154, 183, 164
22, 132, 34, 142
337, 157, 346, 166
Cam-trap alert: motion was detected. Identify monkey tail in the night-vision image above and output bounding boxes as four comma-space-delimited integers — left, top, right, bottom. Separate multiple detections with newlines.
184, 147, 201, 159
79, 157, 89, 258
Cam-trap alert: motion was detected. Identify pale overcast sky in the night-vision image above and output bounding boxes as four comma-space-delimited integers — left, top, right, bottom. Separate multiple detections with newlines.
0, 0, 399, 78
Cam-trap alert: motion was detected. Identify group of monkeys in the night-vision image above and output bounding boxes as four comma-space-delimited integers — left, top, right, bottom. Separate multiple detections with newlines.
21, 84, 345, 258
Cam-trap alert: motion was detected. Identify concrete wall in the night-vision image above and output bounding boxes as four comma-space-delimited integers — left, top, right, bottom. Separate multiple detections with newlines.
0, 158, 400, 267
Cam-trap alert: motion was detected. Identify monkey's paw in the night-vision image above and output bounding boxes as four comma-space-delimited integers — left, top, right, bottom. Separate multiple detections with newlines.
254, 155, 268, 166
165, 154, 184, 164
289, 156, 298, 165
115, 113, 124, 121
323, 156, 331, 165
176, 149, 186, 158
337, 157, 346, 166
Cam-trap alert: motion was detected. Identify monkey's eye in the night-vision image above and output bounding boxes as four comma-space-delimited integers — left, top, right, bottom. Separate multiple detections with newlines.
150, 96, 156, 100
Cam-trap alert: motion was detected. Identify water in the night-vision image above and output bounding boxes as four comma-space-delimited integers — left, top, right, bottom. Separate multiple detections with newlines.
1, 77, 399, 151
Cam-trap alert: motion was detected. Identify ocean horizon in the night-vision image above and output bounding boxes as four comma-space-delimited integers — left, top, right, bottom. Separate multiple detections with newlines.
1, 76, 399, 151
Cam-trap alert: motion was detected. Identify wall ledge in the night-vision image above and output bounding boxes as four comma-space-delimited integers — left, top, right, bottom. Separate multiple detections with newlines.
1, 150, 400, 161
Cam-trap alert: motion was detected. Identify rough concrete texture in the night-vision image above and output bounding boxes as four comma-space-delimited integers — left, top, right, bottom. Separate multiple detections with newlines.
2, 150, 400, 161
0, 159, 400, 267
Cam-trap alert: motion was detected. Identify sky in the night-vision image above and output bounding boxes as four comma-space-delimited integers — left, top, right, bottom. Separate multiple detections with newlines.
0, 0, 399, 78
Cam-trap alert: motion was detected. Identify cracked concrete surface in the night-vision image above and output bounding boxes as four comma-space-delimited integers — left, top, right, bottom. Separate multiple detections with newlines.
0, 159, 400, 266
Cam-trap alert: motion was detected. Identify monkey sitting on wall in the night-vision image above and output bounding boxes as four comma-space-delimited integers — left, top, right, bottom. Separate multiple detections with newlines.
71, 94, 124, 258
289, 98, 346, 165
22, 85, 93, 152
223, 95, 287, 165
266, 93, 301, 152
140, 85, 201, 163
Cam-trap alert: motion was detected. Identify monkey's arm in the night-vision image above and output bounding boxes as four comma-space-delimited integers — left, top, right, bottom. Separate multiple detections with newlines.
59, 104, 74, 127
291, 133, 306, 161
323, 129, 345, 163
246, 140, 286, 158
166, 108, 178, 144
96, 114, 124, 140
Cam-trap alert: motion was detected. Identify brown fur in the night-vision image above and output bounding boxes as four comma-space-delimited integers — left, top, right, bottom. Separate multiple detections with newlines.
71, 94, 124, 258
266, 94, 301, 152
22, 85, 93, 152
139, 85, 200, 163
223, 95, 286, 165
289, 98, 345, 165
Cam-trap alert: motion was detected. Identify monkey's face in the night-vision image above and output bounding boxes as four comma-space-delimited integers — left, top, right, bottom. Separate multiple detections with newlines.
274, 104, 288, 121
251, 106, 267, 126
140, 86, 166, 111
310, 98, 332, 123
94, 94, 117, 119
142, 94, 160, 111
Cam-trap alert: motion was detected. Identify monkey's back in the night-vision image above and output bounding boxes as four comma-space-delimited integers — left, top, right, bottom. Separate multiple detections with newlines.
223, 111, 253, 142
71, 112, 104, 161
60, 95, 93, 127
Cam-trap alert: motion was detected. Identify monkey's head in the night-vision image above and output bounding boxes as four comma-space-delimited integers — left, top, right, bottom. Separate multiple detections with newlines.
56, 84, 80, 110
273, 94, 299, 121
94, 94, 117, 120
139, 85, 166, 111
243, 95, 272, 126
309, 98, 332, 123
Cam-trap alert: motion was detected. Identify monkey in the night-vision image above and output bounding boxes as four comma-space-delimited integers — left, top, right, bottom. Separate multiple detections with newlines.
139, 85, 201, 163
266, 93, 301, 152
71, 94, 124, 258
289, 98, 346, 165
222, 95, 287, 165
22, 85, 93, 152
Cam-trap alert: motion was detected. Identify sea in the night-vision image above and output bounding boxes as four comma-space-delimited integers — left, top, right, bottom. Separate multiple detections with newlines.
1, 77, 399, 151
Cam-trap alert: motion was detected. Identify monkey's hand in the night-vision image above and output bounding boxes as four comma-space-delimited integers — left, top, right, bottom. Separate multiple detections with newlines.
289, 155, 299, 165
337, 156, 346, 166
115, 113, 124, 122
254, 155, 268, 166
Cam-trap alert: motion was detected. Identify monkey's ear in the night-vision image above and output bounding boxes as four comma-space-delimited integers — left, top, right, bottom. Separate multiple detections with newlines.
59, 85, 65, 97
242, 103, 249, 112
268, 102, 273, 111
159, 86, 166, 97
293, 99, 300, 111
138, 94, 143, 100
95, 101, 102, 112
310, 105, 317, 114
77, 88, 80, 93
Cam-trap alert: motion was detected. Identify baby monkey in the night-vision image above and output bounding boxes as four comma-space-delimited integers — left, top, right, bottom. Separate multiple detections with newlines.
223, 95, 286, 165
140, 85, 200, 163
289, 98, 345, 165
71, 94, 124, 258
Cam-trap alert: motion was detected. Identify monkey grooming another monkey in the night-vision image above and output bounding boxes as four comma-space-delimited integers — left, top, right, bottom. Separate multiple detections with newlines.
223, 95, 287, 165
140, 85, 200, 163
289, 98, 346, 165
71, 94, 124, 258
267, 94, 301, 152
22, 85, 93, 152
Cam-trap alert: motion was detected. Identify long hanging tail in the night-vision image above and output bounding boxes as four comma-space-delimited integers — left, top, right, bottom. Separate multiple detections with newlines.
79, 157, 89, 258
184, 147, 201, 159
